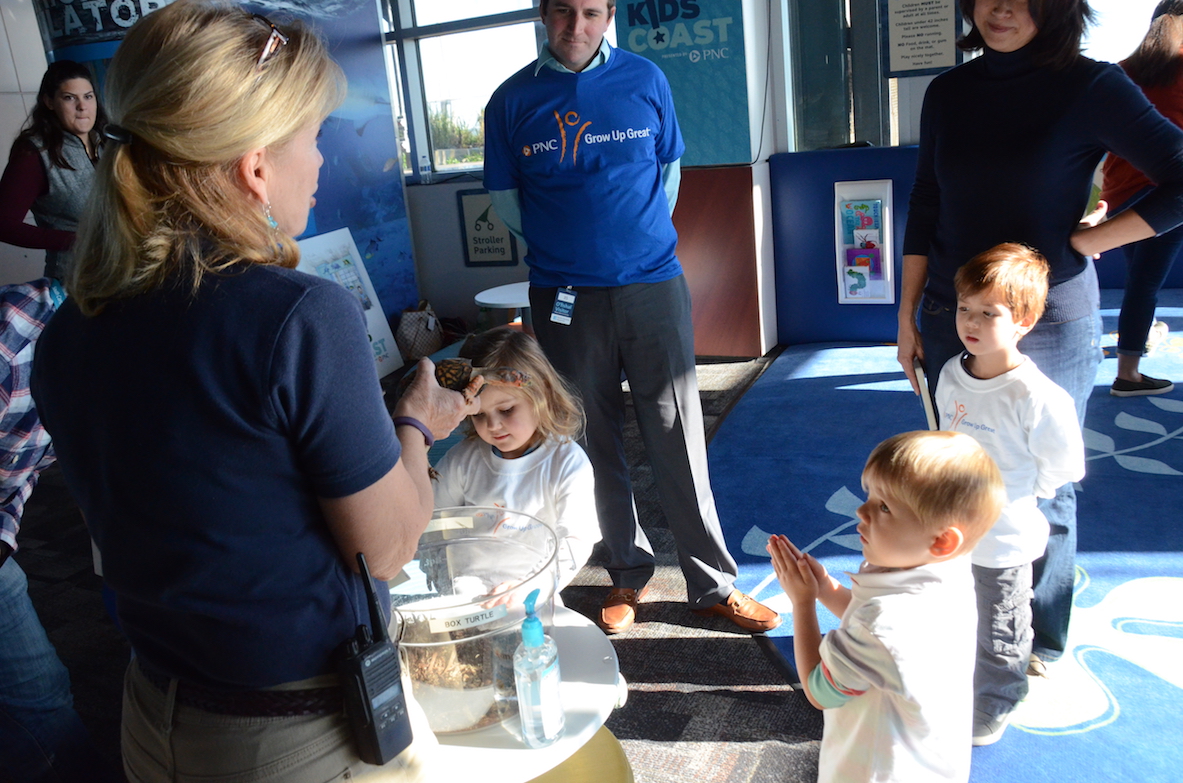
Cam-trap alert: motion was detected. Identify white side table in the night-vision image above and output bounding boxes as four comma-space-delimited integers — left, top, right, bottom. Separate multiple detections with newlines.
438, 605, 621, 782
474, 281, 532, 333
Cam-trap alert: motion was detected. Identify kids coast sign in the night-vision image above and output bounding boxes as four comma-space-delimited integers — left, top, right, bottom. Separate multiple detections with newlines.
617, 0, 750, 166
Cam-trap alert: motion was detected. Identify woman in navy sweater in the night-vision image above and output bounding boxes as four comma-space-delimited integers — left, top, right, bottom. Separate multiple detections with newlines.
898, 0, 1183, 706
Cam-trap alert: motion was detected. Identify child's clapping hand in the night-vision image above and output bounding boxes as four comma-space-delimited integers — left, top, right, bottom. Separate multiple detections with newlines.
767, 534, 820, 607
768, 535, 846, 613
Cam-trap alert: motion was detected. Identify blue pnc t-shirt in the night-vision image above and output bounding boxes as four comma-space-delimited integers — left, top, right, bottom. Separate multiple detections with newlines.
31, 264, 400, 690
484, 48, 686, 288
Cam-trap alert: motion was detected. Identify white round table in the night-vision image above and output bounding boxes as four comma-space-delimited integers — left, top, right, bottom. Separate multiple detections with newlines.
437, 605, 621, 782
474, 281, 532, 332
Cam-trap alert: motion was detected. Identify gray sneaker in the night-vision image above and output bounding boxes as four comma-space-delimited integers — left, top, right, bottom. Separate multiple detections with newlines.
1111, 375, 1174, 397
972, 709, 1012, 747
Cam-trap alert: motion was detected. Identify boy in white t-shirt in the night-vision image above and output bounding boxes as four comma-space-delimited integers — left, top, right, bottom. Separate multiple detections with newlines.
769, 431, 1005, 783
936, 243, 1086, 746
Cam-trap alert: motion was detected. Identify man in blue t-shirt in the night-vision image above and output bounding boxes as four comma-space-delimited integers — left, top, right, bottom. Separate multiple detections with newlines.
484, 0, 778, 635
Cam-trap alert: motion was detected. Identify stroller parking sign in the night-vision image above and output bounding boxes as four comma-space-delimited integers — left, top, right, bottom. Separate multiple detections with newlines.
458, 190, 519, 267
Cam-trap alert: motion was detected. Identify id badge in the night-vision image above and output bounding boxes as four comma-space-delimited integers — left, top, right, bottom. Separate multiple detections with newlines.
551, 287, 576, 325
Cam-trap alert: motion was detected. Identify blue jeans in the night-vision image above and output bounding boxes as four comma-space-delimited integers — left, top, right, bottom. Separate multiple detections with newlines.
0, 557, 118, 783
1117, 224, 1183, 356
973, 563, 1033, 719
920, 292, 1101, 661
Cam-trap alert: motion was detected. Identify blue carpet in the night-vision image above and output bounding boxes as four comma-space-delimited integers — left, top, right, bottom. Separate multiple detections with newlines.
709, 290, 1183, 782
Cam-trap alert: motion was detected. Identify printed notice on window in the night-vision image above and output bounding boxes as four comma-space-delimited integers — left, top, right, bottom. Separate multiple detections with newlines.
883, 0, 960, 77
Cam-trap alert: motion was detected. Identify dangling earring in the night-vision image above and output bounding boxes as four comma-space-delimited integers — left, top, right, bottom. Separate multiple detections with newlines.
264, 202, 279, 230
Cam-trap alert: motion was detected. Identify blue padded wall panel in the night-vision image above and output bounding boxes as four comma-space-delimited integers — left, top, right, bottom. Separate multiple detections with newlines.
1095, 246, 1183, 289
770, 146, 919, 345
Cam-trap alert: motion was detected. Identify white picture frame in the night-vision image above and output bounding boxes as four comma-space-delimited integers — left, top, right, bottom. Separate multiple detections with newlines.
834, 179, 895, 305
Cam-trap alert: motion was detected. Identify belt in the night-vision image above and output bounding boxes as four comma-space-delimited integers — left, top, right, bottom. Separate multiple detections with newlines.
136, 659, 344, 718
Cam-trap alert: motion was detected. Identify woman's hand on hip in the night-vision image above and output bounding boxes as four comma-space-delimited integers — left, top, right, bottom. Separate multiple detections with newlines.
1070, 199, 1109, 259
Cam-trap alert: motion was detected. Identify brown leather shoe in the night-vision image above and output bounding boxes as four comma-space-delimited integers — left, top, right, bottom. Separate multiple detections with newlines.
691, 590, 781, 632
599, 586, 650, 634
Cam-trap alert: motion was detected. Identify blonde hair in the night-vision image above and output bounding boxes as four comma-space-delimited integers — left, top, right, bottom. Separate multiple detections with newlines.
459, 327, 585, 443
69, 0, 345, 315
954, 242, 1051, 325
863, 431, 1005, 550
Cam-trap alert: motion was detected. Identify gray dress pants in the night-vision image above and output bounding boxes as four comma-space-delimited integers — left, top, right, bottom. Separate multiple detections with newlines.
529, 274, 737, 607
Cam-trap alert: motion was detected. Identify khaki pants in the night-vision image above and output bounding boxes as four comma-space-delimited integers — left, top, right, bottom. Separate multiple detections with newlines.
121, 659, 437, 782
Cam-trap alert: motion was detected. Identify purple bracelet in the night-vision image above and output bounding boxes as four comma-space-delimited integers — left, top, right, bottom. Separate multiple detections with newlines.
392, 416, 434, 447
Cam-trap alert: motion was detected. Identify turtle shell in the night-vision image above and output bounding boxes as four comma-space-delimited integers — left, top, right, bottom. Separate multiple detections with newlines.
395, 357, 529, 397
434, 357, 475, 391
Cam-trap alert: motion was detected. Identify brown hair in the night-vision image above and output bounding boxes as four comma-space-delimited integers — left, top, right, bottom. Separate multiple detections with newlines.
16, 60, 107, 169
68, 0, 345, 316
863, 431, 1005, 551
954, 242, 1050, 325
459, 327, 585, 443
1123, 0, 1183, 89
957, 0, 1095, 70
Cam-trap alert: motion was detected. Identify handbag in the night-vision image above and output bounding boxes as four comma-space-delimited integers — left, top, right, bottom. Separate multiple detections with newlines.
395, 300, 445, 361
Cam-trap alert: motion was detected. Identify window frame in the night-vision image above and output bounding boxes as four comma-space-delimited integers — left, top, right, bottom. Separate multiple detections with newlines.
383, 1, 544, 183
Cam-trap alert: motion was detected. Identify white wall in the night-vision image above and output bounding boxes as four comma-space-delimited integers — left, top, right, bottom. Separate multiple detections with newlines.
406, 181, 529, 326
0, 0, 50, 284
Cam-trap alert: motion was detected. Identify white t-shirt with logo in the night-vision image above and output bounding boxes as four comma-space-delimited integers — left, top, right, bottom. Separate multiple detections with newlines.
936, 354, 1085, 568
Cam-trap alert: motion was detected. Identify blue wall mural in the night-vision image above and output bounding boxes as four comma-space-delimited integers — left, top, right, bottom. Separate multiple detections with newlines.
33, 0, 419, 322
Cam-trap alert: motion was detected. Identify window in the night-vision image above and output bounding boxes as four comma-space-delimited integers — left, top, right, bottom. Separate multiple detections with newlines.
384, 1, 543, 182
412, 0, 533, 28
419, 23, 538, 172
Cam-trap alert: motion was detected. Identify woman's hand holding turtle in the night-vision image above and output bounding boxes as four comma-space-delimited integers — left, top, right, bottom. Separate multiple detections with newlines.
395, 357, 483, 441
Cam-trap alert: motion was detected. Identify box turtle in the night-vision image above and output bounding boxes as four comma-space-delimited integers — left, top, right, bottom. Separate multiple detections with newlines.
396, 357, 529, 398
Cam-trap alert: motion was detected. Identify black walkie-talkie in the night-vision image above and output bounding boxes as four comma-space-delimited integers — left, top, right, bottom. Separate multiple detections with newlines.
338, 552, 413, 765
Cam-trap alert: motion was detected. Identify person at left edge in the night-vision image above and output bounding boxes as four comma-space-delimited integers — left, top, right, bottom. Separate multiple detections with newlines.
0, 279, 121, 783
483, 0, 780, 635
30, 2, 481, 780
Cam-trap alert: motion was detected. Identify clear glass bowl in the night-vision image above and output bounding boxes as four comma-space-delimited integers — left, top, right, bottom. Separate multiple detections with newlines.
390, 506, 558, 734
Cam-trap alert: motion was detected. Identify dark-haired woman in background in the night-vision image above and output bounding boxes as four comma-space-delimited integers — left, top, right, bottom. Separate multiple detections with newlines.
0, 60, 105, 280
897, 0, 1183, 745
1101, 0, 1183, 397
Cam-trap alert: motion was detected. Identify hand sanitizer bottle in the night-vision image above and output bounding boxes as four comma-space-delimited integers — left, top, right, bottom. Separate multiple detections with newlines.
514, 588, 564, 748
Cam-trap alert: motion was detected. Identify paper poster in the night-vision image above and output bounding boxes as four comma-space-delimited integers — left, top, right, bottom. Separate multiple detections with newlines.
881, 0, 961, 77
297, 228, 402, 378
841, 200, 882, 245
843, 265, 886, 299
846, 247, 882, 276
